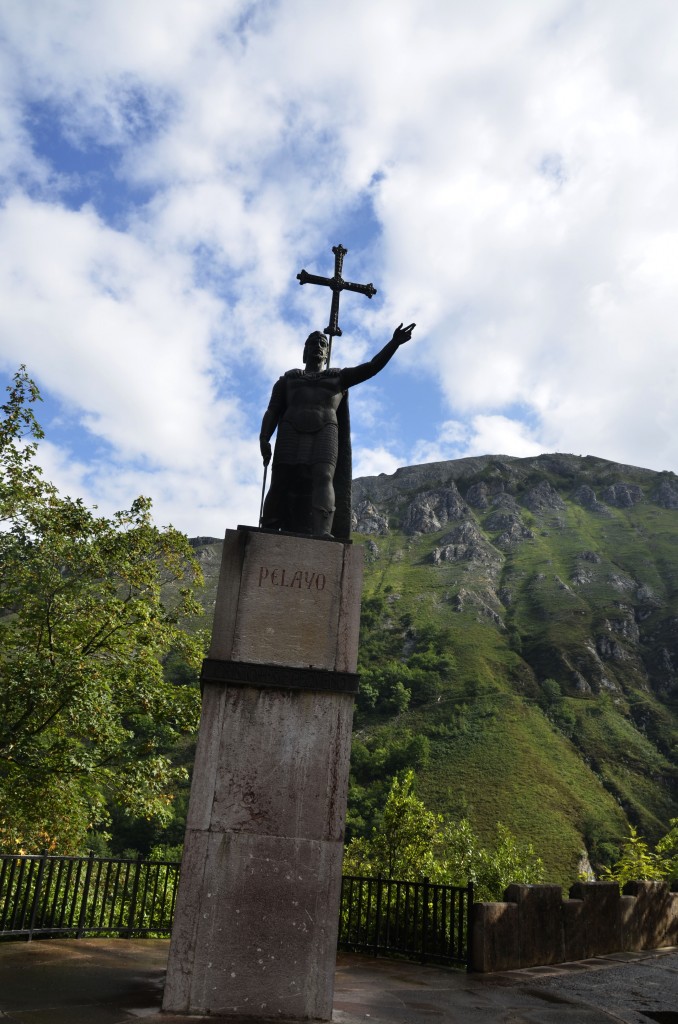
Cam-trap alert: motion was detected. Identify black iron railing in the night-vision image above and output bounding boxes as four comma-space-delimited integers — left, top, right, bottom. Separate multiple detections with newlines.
338, 874, 473, 967
0, 852, 180, 939
0, 853, 473, 966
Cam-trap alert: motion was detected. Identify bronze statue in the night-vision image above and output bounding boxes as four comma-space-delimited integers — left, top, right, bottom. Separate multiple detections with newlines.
259, 322, 415, 539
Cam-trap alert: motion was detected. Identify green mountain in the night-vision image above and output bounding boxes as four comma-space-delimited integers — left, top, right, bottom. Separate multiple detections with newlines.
190, 453, 678, 887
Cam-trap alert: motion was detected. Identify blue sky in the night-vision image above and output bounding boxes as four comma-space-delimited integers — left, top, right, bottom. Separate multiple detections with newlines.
1, 1, 678, 536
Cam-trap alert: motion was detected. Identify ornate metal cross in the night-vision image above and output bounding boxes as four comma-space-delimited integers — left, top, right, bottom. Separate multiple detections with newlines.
297, 244, 377, 364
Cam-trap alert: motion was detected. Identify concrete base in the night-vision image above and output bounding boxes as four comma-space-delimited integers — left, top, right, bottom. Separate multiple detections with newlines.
163, 529, 362, 1020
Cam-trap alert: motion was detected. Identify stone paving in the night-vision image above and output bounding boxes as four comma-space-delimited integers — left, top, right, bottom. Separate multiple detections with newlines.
0, 937, 677, 1023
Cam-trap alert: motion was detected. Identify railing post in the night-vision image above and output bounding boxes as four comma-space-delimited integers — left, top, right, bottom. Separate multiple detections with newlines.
126, 854, 144, 938
373, 875, 383, 957
421, 877, 430, 964
76, 852, 95, 938
466, 881, 474, 972
27, 851, 48, 941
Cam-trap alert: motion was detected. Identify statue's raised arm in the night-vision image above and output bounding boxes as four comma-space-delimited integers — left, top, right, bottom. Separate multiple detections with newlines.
259, 322, 416, 540
339, 323, 416, 390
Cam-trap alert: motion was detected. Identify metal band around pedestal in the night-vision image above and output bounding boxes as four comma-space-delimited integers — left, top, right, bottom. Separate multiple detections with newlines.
200, 657, 360, 694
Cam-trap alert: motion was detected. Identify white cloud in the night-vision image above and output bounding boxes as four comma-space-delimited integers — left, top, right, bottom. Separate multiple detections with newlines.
410, 416, 543, 467
2, 0, 678, 535
0, 195, 232, 464
0, 192, 267, 534
352, 445, 404, 481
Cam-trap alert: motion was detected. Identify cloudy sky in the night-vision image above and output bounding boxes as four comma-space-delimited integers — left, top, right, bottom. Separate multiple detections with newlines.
1, 1, 677, 536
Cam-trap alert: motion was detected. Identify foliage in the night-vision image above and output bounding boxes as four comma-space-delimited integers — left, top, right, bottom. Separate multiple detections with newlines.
656, 818, 678, 881
539, 678, 577, 738
599, 825, 666, 885
469, 823, 545, 900
344, 770, 442, 880
343, 770, 544, 900
346, 728, 430, 839
356, 598, 454, 720
0, 369, 205, 854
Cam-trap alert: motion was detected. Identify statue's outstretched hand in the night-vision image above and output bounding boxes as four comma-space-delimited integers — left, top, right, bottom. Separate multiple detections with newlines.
260, 439, 272, 466
393, 322, 416, 346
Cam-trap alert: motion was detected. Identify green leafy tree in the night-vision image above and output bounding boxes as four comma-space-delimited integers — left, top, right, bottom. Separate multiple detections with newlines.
0, 369, 205, 853
599, 825, 666, 885
344, 769, 442, 879
473, 824, 545, 900
656, 818, 678, 881
343, 769, 544, 899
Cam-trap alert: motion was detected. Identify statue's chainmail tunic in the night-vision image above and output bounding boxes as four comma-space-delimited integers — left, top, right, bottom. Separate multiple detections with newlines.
274, 421, 339, 466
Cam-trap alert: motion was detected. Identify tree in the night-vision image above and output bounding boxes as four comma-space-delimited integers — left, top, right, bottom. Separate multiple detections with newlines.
656, 818, 678, 881
599, 825, 666, 885
0, 369, 205, 853
343, 769, 544, 899
344, 769, 442, 880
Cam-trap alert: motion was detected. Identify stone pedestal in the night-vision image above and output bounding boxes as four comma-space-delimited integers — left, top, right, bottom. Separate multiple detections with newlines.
163, 528, 362, 1021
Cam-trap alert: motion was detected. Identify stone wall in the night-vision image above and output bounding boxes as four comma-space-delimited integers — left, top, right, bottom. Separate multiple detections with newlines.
472, 881, 678, 972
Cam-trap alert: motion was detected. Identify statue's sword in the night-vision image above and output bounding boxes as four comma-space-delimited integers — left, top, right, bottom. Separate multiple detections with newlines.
297, 244, 377, 365
258, 465, 267, 527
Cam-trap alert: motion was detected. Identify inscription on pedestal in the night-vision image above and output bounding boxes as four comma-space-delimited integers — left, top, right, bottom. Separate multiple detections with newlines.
258, 565, 327, 590
209, 530, 359, 673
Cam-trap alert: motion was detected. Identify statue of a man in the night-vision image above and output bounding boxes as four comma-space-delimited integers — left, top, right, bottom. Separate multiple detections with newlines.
260, 322, 415, 539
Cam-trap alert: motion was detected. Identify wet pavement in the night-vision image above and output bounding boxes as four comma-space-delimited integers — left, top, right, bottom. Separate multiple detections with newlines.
0, 938, 677, 1023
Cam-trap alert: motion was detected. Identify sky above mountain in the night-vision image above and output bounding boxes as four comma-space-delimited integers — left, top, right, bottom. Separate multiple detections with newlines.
1, 1, 677, 536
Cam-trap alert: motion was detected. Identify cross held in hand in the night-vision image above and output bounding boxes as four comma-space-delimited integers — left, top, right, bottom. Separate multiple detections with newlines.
297, 244, 377, 362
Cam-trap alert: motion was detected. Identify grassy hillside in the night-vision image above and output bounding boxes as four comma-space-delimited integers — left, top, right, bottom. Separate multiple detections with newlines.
190, 453, 678, 888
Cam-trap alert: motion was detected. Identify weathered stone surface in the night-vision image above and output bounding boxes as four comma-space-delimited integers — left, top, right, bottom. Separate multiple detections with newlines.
600, 483, 644, 508
365, 539, 379, 560
608, 614, 640, 643
484, 508, 520, 532
495, 521, 534, 549
486, 493, 521, 517
607, 571, 636, 593
402, 486, 468, 534
163, 830, 342, 1018
596, 635, 627, 661
579, 550, 602, 563
164, 530, 362, 1021
636, 583, 663, 609
351, 498, 389, 536
565, 882, 622, 961
572, 485, 609, 513
653, 479, 678, 509
522, 480, 566, 512
503, 884, 564, 968
431, 520, 501, 567
622, 880, 678, 950
187, 685, 353, 841
464, 481, 492, 508
472, 880, 678, 972
209, 530, 362, 674
451, 586, 504, 626
471, 901, 519, 973
483, 497, 534, 549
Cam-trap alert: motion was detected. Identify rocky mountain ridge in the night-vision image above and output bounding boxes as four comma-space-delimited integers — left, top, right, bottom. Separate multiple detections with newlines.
190, 452, 678, 884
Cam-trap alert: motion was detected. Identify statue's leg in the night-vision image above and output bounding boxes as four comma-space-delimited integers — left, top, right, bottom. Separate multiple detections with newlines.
311, 462, 335, 538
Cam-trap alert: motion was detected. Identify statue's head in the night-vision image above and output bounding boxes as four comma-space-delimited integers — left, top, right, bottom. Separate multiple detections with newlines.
303, 331, 329, 367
